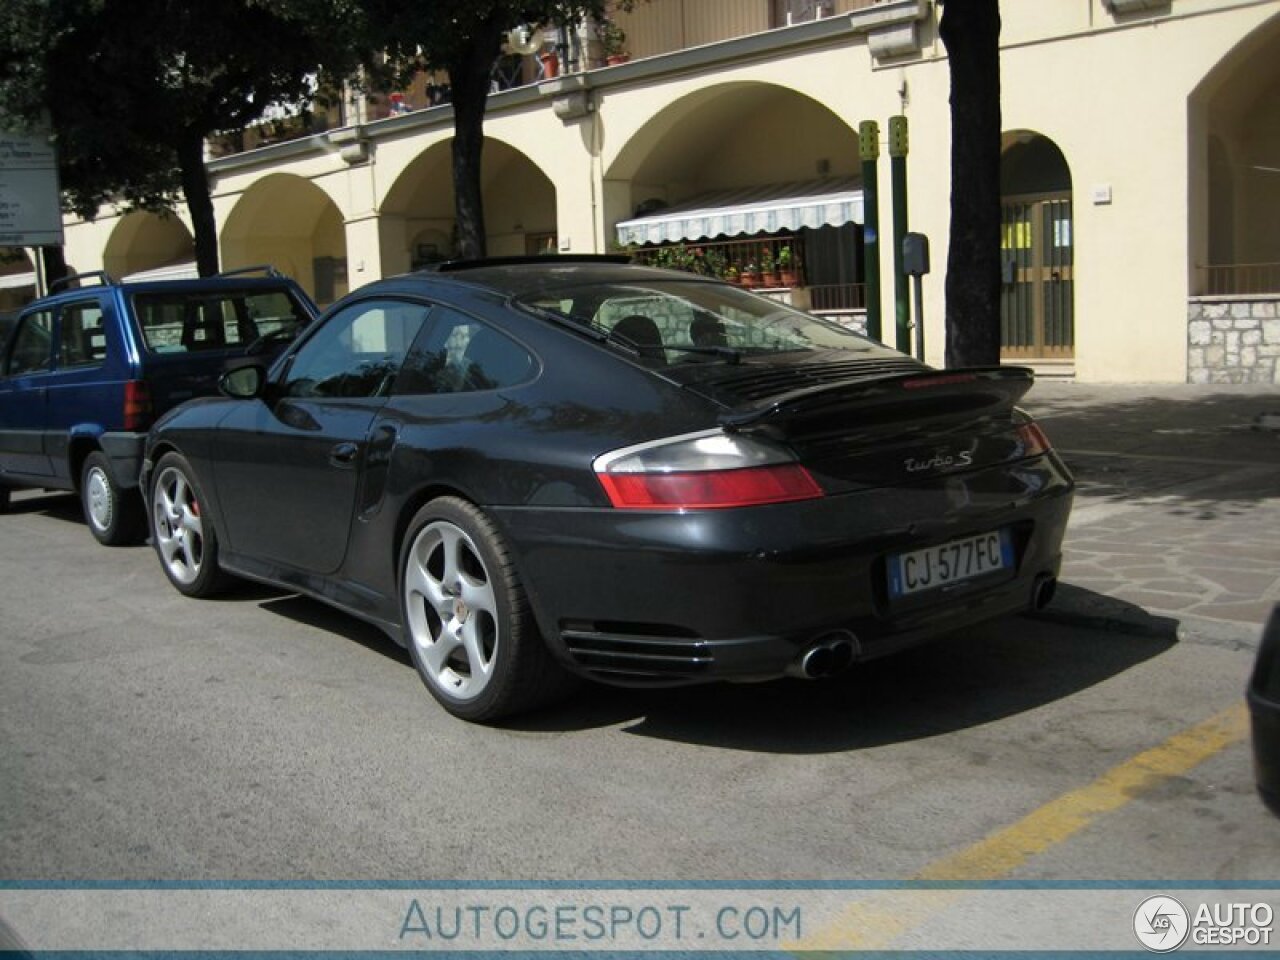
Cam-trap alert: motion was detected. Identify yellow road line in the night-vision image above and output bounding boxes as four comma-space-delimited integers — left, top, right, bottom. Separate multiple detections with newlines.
916, 702, 1249, 881
788, 702, 1250, 951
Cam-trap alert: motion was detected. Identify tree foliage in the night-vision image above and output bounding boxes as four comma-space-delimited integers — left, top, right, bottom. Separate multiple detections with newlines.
0, 0, 366, 275
938, 0, 1003, 369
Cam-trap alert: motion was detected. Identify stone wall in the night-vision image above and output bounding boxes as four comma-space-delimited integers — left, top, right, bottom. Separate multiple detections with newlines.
1187, 297, 1280, 384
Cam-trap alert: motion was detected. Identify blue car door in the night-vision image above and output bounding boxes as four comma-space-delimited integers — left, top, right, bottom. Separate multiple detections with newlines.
0, 308, 56, 479
43, 296, 118, 485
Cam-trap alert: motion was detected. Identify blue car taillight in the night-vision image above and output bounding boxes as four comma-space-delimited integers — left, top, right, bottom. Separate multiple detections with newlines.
123, 380, 153, 431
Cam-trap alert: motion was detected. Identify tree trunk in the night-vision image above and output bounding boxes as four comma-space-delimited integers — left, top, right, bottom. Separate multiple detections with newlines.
939, 0, 1003, 369
39, 245, 68, 291
176, 128, 219, 276
448, 28, 503, 261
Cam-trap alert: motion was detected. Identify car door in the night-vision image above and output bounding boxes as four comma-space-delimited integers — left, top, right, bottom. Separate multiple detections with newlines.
211, 298, 430, 574
44, 297, 114, 484
0, 308, 56, 479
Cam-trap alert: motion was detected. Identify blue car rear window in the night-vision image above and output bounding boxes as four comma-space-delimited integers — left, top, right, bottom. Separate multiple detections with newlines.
131, 288, 308, 354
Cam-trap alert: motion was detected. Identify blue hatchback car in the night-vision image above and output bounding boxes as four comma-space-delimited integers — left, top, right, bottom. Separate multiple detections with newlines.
0, 267, 316, 543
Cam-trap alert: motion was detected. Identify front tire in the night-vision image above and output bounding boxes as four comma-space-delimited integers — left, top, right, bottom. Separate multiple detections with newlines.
150, 452, 230, 597
400, 497, 572, 722
82, 451, 145, 546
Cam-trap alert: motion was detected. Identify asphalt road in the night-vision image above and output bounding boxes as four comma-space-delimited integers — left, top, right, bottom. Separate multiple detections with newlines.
1, 473, 1274, 882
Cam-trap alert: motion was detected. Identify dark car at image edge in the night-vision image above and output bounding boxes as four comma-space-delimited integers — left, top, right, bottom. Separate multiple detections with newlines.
141, 256, 1075, 721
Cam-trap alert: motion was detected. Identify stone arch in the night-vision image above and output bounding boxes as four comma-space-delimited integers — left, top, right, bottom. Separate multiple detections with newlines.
1001, 132, 1072, 196
102, 211, 194, 279
602, 81, 862, 308
1190, 10, 1280, 295
999, 130, 1075, 360
604, 81, 860, 223
379, 137, 557, 275
221, 173, 347, 306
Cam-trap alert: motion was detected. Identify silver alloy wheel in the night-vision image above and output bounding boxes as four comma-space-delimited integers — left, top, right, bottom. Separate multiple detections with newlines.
84, 464, 113, 532
403, 519, 500, 702
152, 465, 204, 585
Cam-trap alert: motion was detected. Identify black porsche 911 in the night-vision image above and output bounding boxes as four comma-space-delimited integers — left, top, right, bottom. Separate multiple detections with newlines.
142, 256, 1074, 721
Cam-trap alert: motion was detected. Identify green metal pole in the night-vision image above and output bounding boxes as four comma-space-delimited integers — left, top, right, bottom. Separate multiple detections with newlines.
859, 120, 881, 343
889, 115, 910, 354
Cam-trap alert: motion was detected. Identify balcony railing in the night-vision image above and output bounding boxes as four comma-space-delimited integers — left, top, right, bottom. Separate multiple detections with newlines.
205, 2, 898, 158
1200, 262, 1280, 297
808, 283, 867, 313
614, 0, 883, 61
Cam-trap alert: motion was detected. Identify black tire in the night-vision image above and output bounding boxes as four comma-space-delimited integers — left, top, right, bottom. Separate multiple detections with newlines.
149, 452, 231, 597
399, 496, 575, 722
81, 451, 146, 546
0, 487, 9, 514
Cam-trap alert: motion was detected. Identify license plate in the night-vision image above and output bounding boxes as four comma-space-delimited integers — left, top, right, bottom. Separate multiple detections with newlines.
887, 529, 1014, 598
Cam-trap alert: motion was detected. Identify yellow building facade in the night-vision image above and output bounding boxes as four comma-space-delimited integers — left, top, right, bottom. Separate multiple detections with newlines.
6, 0, 1280, 383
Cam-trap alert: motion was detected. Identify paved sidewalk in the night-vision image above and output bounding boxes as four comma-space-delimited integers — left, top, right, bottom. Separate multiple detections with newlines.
1021, 382, 1280, 644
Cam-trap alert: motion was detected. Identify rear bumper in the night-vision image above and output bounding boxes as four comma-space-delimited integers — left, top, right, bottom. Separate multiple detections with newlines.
493, 453, 1074, 685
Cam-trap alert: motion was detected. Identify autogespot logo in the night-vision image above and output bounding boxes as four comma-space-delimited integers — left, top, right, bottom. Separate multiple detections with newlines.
1134, 895, 1191, 953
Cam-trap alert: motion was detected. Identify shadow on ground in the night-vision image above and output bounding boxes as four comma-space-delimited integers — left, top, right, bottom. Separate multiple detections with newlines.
1023, 387, 1280, 507
6, 490, 85, 526
252, 582, 1177, 755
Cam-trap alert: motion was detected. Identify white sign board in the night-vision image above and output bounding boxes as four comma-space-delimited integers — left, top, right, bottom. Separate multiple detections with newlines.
0, 131, 63, 247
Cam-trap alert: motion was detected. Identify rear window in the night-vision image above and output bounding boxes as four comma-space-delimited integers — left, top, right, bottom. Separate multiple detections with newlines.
515, 279, 897, 366
131, 288, 310, 354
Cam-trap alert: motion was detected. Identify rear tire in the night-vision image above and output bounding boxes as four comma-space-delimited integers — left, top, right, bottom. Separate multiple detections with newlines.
0, 487, 9, 514
399, 496, 575, 722
149, 452, 230, 597
81, 451, 145, 546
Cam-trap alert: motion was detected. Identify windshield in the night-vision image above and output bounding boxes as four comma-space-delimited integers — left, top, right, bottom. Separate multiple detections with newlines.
515, 279, 896, 366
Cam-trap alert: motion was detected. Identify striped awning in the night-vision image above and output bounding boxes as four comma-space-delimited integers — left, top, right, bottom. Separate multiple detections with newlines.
615, 178, 864, 246
121, 261, 199, 282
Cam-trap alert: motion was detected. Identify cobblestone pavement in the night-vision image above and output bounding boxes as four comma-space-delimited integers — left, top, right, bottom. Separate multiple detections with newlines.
1022, 382, 1280, 641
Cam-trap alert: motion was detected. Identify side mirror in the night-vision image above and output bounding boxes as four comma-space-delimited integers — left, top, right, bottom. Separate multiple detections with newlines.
220, 363, 268, 399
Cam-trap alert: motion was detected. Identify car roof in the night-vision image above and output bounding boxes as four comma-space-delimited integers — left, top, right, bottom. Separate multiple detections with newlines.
372, 257, 718, 301
24, 268, 307, 310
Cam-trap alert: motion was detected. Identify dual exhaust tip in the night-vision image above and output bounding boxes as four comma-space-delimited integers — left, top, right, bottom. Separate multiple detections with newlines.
789, 631, 859, 680
788, 574, 1059, 681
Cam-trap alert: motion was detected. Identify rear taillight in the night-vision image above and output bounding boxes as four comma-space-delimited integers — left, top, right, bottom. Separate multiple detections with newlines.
1015, 421, 1051, 458
594, 429, 824, 510
123, 380, 153, 431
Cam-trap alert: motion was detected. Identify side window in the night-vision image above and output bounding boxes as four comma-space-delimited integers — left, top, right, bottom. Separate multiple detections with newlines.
58, 302, 108, 369
283, 299, 429, 399
397, 307, 535, 395
131, 288, 310, 353
5, 311, 54, 376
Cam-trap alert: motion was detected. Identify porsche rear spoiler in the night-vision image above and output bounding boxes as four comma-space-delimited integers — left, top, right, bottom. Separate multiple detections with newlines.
718, 366, 1036, 437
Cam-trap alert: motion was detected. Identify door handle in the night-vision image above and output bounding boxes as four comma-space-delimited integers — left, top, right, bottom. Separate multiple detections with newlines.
329, 441, 359, 467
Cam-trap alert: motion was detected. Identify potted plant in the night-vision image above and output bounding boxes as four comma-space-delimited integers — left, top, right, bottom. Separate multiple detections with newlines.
598, 19, 629, 65
539, 47, 560, 78
760, 248, 779, 287
777, 245, 799, 286
741, 261, 761, 288
703, 247, 728, 279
